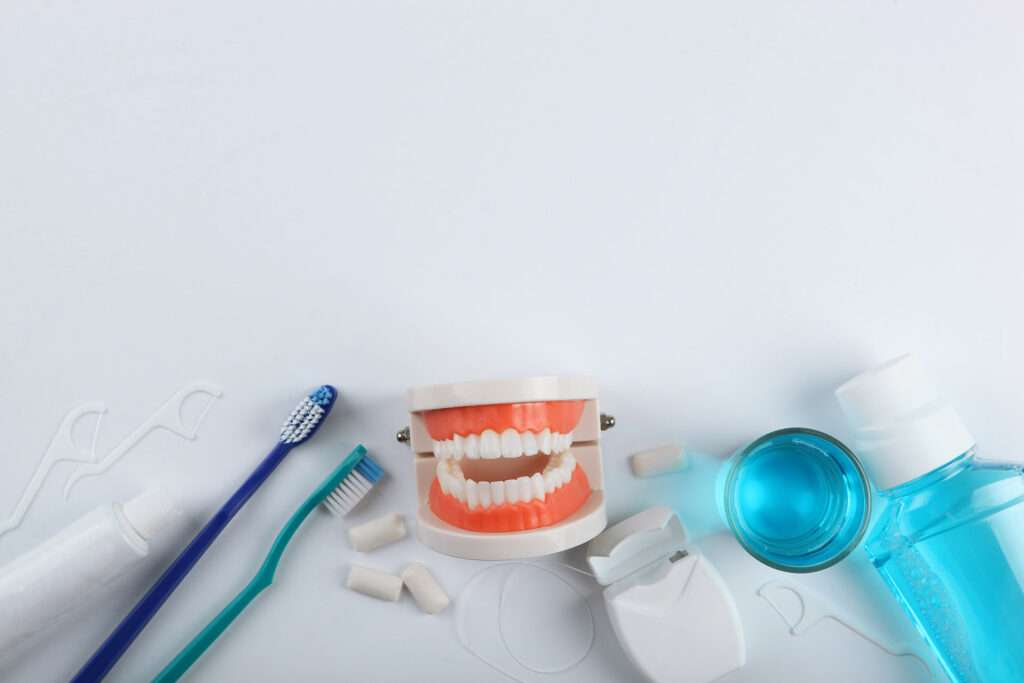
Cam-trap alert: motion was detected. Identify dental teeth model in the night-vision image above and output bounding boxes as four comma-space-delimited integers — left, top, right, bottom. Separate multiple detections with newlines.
405, 376, 608, 560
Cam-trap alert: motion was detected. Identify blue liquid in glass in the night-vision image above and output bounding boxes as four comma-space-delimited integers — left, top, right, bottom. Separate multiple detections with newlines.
866, 451, 1024, 683
721, 429, 870, 572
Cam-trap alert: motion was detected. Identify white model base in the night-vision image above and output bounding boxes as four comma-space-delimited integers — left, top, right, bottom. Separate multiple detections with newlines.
416, 493, 606, 560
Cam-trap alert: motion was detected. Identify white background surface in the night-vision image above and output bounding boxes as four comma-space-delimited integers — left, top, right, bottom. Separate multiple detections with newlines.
2, 2, 1024, 681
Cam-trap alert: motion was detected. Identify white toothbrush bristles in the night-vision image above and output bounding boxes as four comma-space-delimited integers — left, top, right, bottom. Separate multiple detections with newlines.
323, 455, 384, 517
279, 386, 337, 445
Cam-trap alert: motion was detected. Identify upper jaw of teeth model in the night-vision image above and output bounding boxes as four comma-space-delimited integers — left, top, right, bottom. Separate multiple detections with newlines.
406, 377, 607, 560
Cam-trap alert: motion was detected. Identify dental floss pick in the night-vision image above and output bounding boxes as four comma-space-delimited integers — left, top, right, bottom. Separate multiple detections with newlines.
348, 513, 407, 552
401, 562, 449, 614
0, 489, 179, 663
629, 444, 688, 478
347, 565, 403, 602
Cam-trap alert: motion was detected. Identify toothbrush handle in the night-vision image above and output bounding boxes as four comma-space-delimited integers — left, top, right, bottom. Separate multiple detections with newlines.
152, 579, 268, 683
69, 442, 293, 683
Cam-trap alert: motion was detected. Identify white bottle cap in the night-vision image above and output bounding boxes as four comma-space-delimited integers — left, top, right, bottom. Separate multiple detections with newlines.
122, 488, 177, 541
835, 354, 975, 491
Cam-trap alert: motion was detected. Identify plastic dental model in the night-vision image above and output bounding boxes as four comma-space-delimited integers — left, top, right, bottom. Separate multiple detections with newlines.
405, 376, 608, 560
349, 513, 407, 552
347, 565, 403, 602
629, 444, 688, 478
401, 562, 449, 615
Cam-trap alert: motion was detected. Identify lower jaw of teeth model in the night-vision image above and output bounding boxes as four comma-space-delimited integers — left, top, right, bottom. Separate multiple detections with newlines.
405, 377, 608, 560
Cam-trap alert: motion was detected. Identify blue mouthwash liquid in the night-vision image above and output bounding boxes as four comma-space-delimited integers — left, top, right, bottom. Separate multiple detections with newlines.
718, 428, 870, 573
866, 452, 1024, 682
838, 355, 1024, 683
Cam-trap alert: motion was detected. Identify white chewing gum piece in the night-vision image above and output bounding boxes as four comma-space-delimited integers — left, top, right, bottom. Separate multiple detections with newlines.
348, 513, 407, 552
401, 563, 450, 615
629, 444, 688, 478
347, 565, 403, 602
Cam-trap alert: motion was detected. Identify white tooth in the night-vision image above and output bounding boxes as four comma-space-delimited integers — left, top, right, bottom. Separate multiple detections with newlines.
450, 478, 464, 501
453, 434, 465, 459
478, 483, 492, 508
466, 480, 479, 509
531, 473, 546, 501
505, 478, 520, 504
544, 471, 558, 493
464, 433, 479, 459
491, 481, 505, 506
565, 431, 574, 447
565, 452, 576, 471
480, 430, 501, 459
521, 431, 538, 456
442, 440, 455, 459
517, 476, 532, 503
433, 441, 444, 458
501, 429, 522, 458
539, 428, 552, 455
437, 462, 449, 494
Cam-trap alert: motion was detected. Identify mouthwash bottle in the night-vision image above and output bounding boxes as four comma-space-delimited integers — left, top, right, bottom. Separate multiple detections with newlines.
836, 355, 1024, 683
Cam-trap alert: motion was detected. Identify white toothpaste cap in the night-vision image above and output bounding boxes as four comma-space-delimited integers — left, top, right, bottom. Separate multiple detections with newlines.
122, 488, 178, 541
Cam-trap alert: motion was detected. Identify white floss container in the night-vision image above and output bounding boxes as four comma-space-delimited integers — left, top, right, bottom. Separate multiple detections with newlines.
587, 507, 939, 683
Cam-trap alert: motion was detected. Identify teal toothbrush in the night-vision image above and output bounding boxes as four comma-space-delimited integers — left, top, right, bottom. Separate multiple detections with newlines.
152, 445, 383, 682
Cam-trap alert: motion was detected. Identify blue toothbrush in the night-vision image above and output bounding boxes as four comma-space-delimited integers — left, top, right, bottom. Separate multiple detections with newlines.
70, 385, 338, 683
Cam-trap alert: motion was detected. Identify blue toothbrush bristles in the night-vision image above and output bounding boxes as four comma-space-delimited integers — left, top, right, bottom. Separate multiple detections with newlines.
323, 455, 384, 517
279, 385, 337, 445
